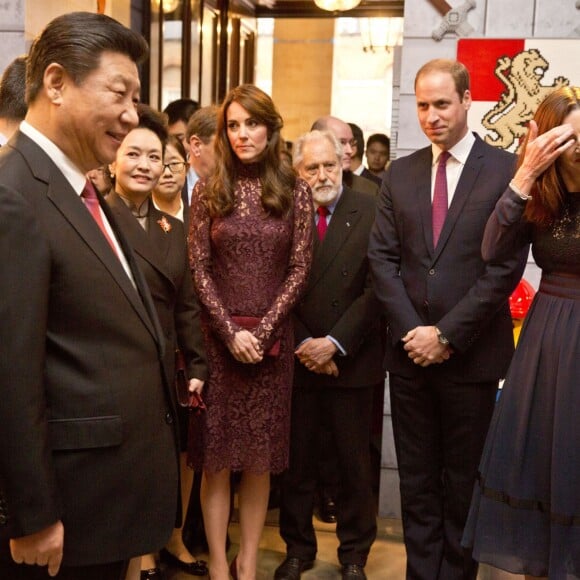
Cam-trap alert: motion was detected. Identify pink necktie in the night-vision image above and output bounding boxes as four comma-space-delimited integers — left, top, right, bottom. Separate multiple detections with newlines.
317, 205, 329, 242
81, 180, 119, 257
432, 151, 451, 247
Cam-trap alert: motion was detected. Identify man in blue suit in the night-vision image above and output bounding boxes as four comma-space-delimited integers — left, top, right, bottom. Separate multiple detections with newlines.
368, 59, 525, 580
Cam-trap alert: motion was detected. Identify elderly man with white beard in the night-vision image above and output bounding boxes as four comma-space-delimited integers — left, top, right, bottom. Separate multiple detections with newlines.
275, 130, 383, 580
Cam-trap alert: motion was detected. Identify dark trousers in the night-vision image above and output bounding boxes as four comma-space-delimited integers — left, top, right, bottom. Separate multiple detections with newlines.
279, 385, 377, 566
389, 372, 497, 580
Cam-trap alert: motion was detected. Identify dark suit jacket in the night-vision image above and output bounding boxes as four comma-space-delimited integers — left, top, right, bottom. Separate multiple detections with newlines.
348, 173, 379, 197
368, 134, 525, 382
360, 167, 382, 187
181, 181, 191, 228
107, 191, 207, 384
293, 186, 383, 389
0, 132, 179, 566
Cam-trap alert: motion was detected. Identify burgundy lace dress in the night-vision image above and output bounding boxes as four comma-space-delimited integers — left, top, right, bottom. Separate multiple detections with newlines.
187, 170, 313, 474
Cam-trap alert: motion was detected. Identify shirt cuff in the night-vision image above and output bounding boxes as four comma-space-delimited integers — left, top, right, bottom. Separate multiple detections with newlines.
326, 335, 347, 356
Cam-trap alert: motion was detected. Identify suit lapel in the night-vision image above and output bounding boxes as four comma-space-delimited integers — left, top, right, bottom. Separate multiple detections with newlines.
308, 187, 361, 290
13, 131, 160, 344
107, 193, 175, 291
45, 172, 159, 344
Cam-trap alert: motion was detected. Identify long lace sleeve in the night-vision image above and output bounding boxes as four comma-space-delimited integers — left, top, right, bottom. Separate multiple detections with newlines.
482, 186, 533, 262
188, 181, 238, 344
253, 179, 313, 346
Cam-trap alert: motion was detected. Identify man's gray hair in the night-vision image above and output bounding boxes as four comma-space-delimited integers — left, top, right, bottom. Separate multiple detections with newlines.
292, 129, 343, 168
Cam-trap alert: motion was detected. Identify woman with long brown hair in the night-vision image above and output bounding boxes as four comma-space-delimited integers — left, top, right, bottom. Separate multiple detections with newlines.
462, 86, 580, 579
188, 85, 313, 580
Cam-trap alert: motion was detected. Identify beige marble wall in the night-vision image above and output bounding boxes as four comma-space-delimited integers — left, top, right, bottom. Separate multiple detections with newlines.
271, 19, 334, 143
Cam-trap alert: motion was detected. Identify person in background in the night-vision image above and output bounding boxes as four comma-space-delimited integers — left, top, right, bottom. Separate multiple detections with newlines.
87, 165, 113, 197
463, 86, 580, 580
107, 104, 208, 580
188, 84, 313, 580
275, 130, 382, 580
365, 133, 390, 181
152, 135, 188, 221
311, 116, 378, 197
0, 55, 27, 145
163, 98, 199, 155
183, 105, 219, 209
348, 122, 381, 186
0, 12, 179, 580
368, 58, 526, 580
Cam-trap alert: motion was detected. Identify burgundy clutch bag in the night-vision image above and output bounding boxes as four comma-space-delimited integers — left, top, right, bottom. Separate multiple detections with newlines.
231, 315, 280, 357
175, 350, 207, 413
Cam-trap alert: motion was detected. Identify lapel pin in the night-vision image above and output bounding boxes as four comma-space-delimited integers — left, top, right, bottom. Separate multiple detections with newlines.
157, 215, 172, 233
346, 221, 351, 227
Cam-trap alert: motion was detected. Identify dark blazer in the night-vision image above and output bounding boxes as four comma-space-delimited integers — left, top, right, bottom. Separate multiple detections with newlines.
0, 132, 179, 566
107, 192, 207, 385
368, 134, 525, 382
348, 173, 379, 197
293, 186, 383, 389
360, 167, 382, 187
181, 180, 191, 228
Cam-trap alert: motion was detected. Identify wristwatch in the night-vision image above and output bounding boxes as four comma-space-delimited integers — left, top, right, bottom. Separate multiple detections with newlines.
435, 326, 449, 346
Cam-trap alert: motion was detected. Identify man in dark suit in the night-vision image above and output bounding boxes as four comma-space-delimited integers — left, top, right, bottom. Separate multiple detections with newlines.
0, 12, 179, 580
307, 116, 379, 526
368, 59, 525, 579
275, 130, 383, 580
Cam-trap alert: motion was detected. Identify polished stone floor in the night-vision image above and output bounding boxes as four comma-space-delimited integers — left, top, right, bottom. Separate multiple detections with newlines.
163, 513, 521, 580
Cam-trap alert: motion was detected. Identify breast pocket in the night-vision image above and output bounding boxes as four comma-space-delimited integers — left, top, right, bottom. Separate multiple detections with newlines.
48, 416, 123, 451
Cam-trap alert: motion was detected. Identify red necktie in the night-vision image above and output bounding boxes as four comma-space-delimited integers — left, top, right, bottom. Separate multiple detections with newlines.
317, 205, 329, 242
81, 180, 119, 257
432, 151, 451, 247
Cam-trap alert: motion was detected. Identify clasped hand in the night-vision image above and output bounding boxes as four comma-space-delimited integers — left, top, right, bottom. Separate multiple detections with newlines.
295, 337, 339, 377
188, 377, 204, 394
228, 329, 263, 364
10, 520, 64, 577
403, 326, 451, 367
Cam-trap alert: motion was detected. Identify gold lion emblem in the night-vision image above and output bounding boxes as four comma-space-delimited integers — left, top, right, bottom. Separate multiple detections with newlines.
481, 49, 570, 151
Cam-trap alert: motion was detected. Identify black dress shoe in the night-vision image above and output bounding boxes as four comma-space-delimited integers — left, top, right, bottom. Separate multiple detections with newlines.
141, 568, 163, 579
274, 556, 314, 579
341, 564, 367, 580
159, 548, 208, 576
314, 495, 337, 523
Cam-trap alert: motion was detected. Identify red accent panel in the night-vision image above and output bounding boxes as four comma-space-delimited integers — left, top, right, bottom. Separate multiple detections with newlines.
458, 39, 525, 101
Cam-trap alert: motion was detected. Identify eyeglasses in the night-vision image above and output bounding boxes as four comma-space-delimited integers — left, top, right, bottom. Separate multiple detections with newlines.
303, 162, 339, 178
162, 161, 187, 174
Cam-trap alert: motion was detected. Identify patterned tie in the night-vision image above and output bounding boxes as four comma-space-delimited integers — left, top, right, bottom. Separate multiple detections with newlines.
317, 205, 329, 242
432, 151, 451, 247
81, 180, 119, 257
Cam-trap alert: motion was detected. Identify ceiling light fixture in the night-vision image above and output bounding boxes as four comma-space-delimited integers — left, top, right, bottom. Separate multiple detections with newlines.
313, 0, 362, 12
360, 17, 404, 53
151, 0, 181, 14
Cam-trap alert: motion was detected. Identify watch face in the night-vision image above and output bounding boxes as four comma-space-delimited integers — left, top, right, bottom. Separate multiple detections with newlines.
436, 329, 449, 345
